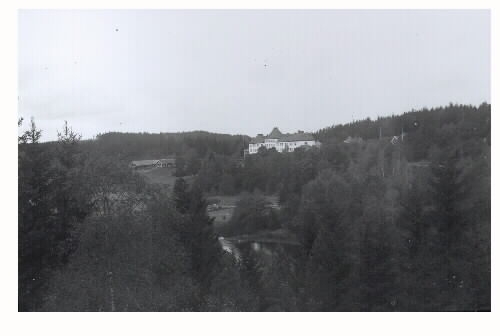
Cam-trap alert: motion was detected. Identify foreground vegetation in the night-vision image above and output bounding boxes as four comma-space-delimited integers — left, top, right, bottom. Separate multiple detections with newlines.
19, 103, 490, 311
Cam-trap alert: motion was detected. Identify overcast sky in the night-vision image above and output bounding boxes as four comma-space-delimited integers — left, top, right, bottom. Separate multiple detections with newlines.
18, 10, 490, 141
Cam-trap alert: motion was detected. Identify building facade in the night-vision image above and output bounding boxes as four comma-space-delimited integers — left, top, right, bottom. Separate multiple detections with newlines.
248, 127, 320, 154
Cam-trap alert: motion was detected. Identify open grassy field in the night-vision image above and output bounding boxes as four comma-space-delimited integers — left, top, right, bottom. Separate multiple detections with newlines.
206, 195, 239, 226
137, 167, 194, 190
206, 194, 280, 227
206, 195, 240, 207
209, 207, 234, 226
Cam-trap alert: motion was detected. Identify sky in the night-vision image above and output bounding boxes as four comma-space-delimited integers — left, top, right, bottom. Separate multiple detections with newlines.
18, 10, 490, 141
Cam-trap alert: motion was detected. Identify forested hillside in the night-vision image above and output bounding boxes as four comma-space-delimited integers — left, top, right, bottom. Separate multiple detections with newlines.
316, 102, 491, 161
86, 131, 249, 177
19, 102, 490, 311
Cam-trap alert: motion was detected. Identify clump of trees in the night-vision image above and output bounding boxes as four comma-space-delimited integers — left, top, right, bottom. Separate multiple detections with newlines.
93, 131, 249, 176
193, 103, 490, 311
19, 119, 95, 311
19, 120, 261, 311
216, 192, 280, 236
42, 182, 260, 311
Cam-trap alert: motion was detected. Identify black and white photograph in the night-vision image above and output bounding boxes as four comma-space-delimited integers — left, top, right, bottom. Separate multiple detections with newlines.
10, 4, 493, 321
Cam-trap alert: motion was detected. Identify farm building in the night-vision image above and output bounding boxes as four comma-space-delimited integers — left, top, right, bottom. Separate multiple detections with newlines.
343, 136, 364, 144
129, 157, 176, 169
158, 158, 176, 167
248, 127, 320, 154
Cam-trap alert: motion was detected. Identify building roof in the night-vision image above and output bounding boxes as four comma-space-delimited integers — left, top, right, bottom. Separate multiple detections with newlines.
130, 160, 160, 167
250, 134, 266, 144
268, 127, 283, 139
407, 160, 431, 168
250, 128, 316, 144
158, 158, 176, 163
282, 132, 315, 142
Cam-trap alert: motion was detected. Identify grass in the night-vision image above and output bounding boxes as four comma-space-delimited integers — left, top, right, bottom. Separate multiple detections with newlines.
206, 195, 241, 207
137, 167, 194, 190
209, 208, 234, 226
207, 194, 281, 230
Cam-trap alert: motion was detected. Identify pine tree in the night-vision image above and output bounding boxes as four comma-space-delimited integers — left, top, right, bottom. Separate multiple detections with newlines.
53, 121, 92, 263
176, 183, 223, 302
18, 118, 56, 311
173, 177, 190, 214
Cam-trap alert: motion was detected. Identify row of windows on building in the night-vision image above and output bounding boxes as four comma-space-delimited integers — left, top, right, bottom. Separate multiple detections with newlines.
248, 141, 314, 153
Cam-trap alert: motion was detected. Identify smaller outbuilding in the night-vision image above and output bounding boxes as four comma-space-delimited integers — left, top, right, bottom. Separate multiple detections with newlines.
343, 136, 363, 144
129, 157, 176, 169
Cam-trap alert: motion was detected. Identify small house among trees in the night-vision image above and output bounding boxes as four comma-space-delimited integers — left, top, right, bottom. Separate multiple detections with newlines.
343, 136, 363, 144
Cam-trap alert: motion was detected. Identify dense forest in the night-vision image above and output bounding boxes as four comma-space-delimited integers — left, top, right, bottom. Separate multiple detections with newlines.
19, 103, 490, 311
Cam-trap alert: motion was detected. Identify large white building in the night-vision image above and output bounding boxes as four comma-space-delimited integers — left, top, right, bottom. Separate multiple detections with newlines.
247, 127, 320, 155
